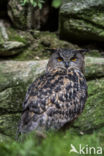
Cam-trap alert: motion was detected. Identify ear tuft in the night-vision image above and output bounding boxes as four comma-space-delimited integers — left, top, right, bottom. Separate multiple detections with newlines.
77, 49, 89, 54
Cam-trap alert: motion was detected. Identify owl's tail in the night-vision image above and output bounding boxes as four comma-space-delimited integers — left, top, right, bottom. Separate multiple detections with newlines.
17, 110, 35, 133
16, 110, 47, 140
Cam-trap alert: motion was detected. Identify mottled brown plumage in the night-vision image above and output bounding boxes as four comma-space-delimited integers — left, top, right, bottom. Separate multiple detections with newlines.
18, 49, 87, 134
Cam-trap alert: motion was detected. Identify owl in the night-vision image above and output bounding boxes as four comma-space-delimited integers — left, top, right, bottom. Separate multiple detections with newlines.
18, 49, 87, 134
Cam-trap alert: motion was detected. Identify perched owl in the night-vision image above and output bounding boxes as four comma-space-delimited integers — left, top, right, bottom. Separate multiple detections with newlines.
18, 49, 87, 134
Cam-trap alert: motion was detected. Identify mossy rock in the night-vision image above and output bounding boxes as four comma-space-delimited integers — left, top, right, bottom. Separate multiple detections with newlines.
0, 24, 29, 56
0, 60, 47, 137
85, 57, 104, 79
85, 49, 102, 57
0, 41, 26, 56
73, 78, 104, 132
11, 31, 78, 60
1, 27, 102, 60
59, 0, 104, 43
0, 113, 20, 137
8, 0, 27, 30
0, 60, 47, 112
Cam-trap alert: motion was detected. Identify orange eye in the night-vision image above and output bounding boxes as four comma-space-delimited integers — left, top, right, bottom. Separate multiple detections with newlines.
71, 57, 76, 62
57, 57, 63, 62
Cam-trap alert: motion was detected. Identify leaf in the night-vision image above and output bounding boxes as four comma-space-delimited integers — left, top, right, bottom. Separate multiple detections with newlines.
33, 1, 37, 7
39, 0, 45, 3
38, 3, 42, 9
52, 0, 62, 8
30, 0, 34, 5
23, 0, 28, 4
21, 2, 25, 6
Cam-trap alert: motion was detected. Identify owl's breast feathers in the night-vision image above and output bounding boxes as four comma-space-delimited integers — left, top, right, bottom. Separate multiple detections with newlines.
19, 68, 87, 133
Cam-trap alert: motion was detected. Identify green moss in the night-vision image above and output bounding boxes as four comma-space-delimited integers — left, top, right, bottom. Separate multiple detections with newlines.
8, 0, 27, 30
59, 0, 104, 42
0, 113, 20, 138
73, 78, 104, 132
76, 8, 104, 29
60, 15, 104, 42
11, 31, 77, 61
0, 30, 5, 47
0, 128, 103, 156
13, 49, 50, 61
85, 50, 102, 57
7, 28, 27, 44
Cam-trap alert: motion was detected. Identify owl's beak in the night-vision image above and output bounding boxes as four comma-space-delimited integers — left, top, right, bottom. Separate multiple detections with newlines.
65, 62, 69, 68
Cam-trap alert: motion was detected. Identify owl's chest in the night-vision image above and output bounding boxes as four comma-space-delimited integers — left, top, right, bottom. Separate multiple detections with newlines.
49, 72, 81, 90
35, 72, 84, 97
25, 71, 87, 113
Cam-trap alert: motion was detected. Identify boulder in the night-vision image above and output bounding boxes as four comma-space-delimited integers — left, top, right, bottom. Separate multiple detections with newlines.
8, 0, 53, 30
10, 31, 78, 60
73, 78, 104, 132
85, 57, 104, 79
0, 57, 104, 137
0, 60, 47, 112
0, 60, 47, 137
8, 0, 27, 29
0, 20, 29, 56
0, 41, 25, 56
0, 113, 20, 137
0, 22, 77, 58
59, 0, 104, 43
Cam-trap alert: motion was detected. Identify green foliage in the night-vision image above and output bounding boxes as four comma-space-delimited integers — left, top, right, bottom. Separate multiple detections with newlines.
0, 128, 104, 156
21, 0, 45, 9
21, 0, 62, 9
52, 0, 62, 8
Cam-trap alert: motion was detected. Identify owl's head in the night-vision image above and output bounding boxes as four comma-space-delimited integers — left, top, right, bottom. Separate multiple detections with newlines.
46, 49, 87, 73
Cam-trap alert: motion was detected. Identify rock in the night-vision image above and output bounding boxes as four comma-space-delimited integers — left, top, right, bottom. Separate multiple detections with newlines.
0, 60, 47, 137
0, 26, 78, 59
59, 0, 104, 43
0, 133, 10, 141
0, 60, 47, 112
0, 113, 20, 138
0, 57, 104, 137
0, 20, 29, 56
8, 0, 27, 30
73, 78, 104, 132
13, 31, 78, 60
0, 41, 25, 56
8, 0, 54, 30
85, 57, 104, 79
0, 20, 8, 40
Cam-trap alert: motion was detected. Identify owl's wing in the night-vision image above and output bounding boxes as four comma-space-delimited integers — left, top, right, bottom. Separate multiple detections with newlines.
18, 70, 87, 133
18, 73, 59, 132
22, 73, 54, 112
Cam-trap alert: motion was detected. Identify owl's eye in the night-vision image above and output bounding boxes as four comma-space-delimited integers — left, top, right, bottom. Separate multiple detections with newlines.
71, 57, 76, 62
57, 57, 63, 62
